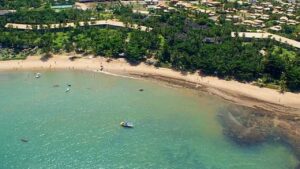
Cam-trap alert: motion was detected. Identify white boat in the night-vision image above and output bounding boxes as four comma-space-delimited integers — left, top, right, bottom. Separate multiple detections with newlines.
35, 73, 41, 78
65, 88, 70, 93
120, 121, 134, 128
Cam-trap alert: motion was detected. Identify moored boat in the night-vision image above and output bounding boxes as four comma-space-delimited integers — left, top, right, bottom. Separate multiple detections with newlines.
120, 121, 134, 128
20, 138, 28, 143
35, 73, 41, 78
65, 87, 70, 93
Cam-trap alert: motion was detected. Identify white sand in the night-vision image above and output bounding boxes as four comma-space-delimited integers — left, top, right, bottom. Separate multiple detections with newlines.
1, 54, 300, 113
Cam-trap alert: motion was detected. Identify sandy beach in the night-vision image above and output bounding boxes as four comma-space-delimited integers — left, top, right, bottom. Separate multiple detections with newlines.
1, 54, 300, 114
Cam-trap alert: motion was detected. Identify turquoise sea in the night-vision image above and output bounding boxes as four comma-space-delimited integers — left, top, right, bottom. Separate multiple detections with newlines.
0, 71, 298, 169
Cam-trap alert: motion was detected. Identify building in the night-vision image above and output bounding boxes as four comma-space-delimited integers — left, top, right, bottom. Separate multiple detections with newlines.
288, 0, 296, 3
51, 5, 73, 9
249, 0, 256, 4
202, 37, 222, 44
280, 16, 289, 22
269, 25, 282, 32
145, 0, 159, 5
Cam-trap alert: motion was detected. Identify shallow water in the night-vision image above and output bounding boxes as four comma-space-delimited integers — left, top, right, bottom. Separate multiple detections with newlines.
0, 71, 298, 169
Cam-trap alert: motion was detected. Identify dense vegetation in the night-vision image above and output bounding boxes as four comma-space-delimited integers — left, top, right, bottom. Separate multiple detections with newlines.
0, 5, 299, 91
0, 0, 75, 9
0, 0, 42, 9
278, 24, 300, 41
4, 7, 113, 24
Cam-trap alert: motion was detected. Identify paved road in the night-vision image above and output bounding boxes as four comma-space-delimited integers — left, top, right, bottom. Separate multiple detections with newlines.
5, 19, 152, 32
231, 32, 300, 49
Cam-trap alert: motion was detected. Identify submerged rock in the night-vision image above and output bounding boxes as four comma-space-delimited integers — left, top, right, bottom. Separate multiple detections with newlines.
219, 104, 300, 168
275, 120, 300, 160
219, 108, 267, 145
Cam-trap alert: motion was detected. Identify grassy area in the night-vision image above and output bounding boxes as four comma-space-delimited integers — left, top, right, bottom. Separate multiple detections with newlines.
98, 13, 114, 20
272, 46, 297, 61
158, 34, 165, 49
52, 32, 70, 52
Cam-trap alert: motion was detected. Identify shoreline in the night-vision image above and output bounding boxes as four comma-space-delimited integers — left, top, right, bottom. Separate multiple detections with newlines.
0, 54, 300, 114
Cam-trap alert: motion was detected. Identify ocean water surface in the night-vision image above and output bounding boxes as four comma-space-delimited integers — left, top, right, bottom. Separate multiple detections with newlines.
0, 71, 298, 169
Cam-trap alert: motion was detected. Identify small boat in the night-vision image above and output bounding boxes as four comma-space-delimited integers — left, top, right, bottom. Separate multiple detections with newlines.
65, 88, 70, 93
35, 73, 41, 78
120, 121, 134, 128
20, 138, 28, 143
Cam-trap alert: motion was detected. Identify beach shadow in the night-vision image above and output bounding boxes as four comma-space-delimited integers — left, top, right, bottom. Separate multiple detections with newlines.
82, 53, 91, 56
180, 71, 188, 76
40, 53, 53, 62
124, 58, 144, 66
69, 56, 81, 61
128, 61, 141, 66
291, 89, 300, 94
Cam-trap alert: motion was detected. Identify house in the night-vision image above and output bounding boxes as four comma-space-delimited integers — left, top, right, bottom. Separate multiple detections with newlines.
247, 14, 257, 19
51, 5, 73, 10
243, 20, 265, 28
288, 0, 296, 3
259, 49, 266, 56
274, 6, 282, 10
253, 19, 263, 23
243, 20, 256, 26
205, 1, 221, 7
147, 5, 160, 10
256, 6, 263, 10
74, 2, 93, 10
145, 0, 159, 5
280, 16, 289, 22
287, 13, 295, 17
208, 12, 216, 16
253, 19, 265, 27
227, 15, 240, 22
269, 25, 282, 31
133, 10, 150, 15
260, 14, 269, 20
176, 1, 193, 9
287, 19, 298, 25
287, 8, 294, 13
157, 2, 169, 9
202, 37, 222, 44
